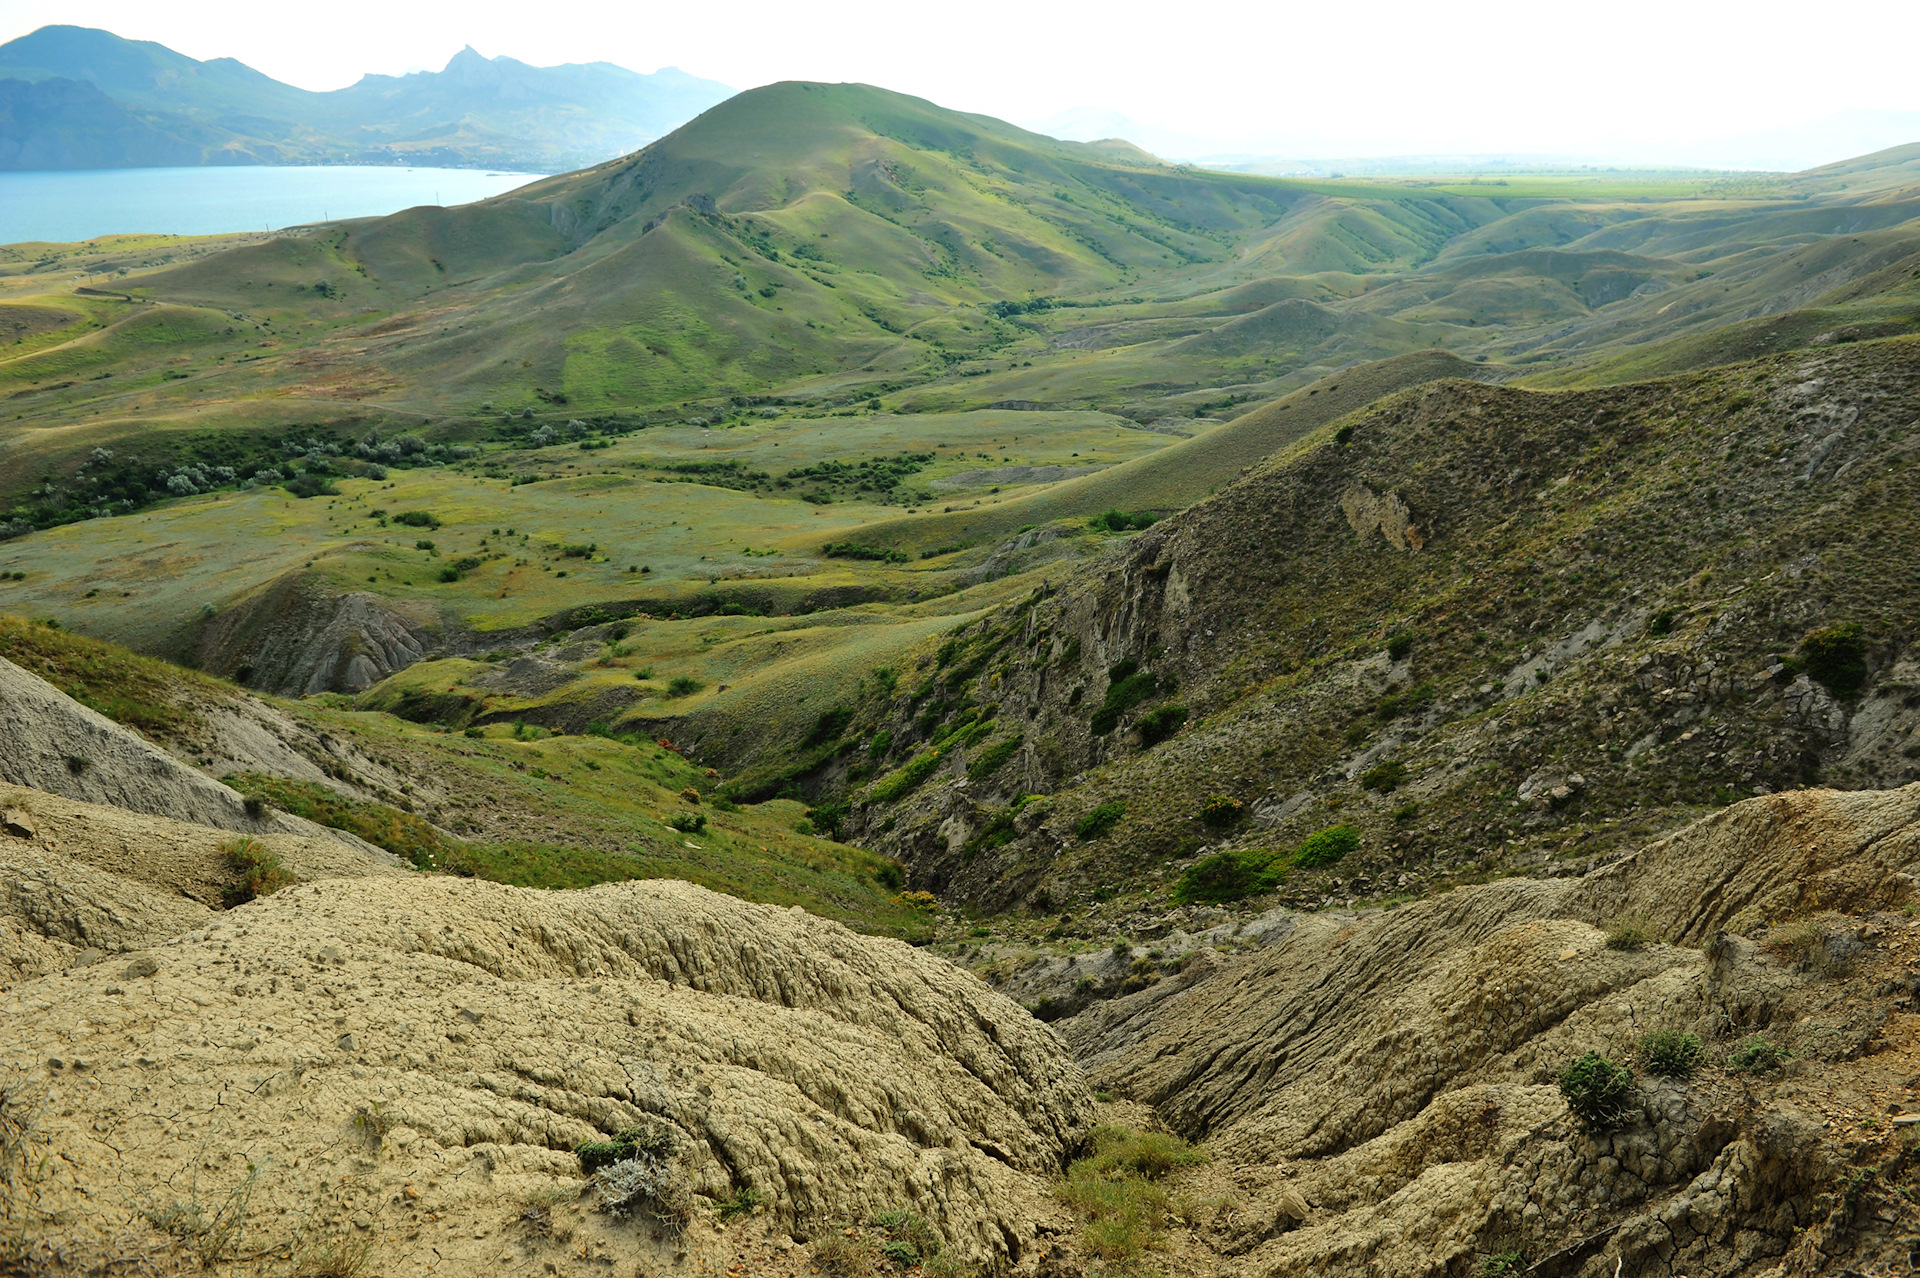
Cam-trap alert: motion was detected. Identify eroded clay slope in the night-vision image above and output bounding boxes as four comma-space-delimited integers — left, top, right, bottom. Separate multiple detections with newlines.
0, 654, 392, 858
1054, 783, 1920, 1277
0, 876, 1093, 1273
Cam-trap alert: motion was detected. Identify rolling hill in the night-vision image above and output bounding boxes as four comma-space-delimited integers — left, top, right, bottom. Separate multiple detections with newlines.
0, 79, 1918, 753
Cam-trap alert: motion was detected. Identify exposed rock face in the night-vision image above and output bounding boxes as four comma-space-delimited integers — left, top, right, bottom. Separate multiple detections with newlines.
1338, 482, 1423, 550
0, 655, 389, 856
1052, 783, 1920, 1277
191, 569, 439, 695
1, 870, 1092, 1272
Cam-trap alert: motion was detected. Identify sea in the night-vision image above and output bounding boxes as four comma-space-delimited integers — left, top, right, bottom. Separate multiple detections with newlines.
0, 165, 549, 245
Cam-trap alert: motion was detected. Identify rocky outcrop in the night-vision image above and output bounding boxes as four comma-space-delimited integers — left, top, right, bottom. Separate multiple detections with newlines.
0, 655, 390, 857
190, 569, 439, 695
1, 875, 1093, 1272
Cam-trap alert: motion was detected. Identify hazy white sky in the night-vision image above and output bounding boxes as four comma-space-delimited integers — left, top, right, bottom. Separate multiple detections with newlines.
4, 0, 1918, 162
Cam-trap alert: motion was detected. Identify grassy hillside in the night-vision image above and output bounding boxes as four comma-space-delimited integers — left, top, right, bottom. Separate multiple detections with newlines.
823, 335, 1920, 918
2, 83, 1919, 822
0, 610, 931, 937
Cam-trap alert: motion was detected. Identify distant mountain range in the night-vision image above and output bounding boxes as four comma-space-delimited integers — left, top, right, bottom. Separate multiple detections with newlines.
0, 25, 735, 171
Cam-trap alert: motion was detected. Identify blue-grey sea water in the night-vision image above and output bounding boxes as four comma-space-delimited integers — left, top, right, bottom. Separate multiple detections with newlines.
0, 165, 547, 245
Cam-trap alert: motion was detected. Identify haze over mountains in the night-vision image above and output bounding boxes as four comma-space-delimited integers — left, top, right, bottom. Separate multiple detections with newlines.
0, 24, 735, 170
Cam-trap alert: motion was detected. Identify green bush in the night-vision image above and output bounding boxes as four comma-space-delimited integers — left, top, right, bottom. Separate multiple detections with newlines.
1090, 660, 1159, 735
1639, 1029, 1705, 1078
1359, 759, 1406, 792
804, 799, 849, 838
967, 734, 1024, 781
1293, 824, 1359, 869
1801, 621, 1867, 695
222, 836, 296, 907
1605, 916, 1657, 950
717, 1188, 765, 1224
1076, 801, 1126, 840
1726, 1038, 1787, 1073
1090, 509, 1158, 533
392, 510, 439, 528
1558, 1052, 1637, 1130
664, 676, 704, 698
1135, 704, 1187, 746
1646, 607, 1680, 637
803, 705, 855, 748
822, 540, 909, 563
667, 813, 707, 834
871, 749, 943, 803
1385, 630, 1414, 661
1171, 848, 1283, 904
1200, 794, 1244, 829
576, 1125, 675, 1175
867, 729, 893, 759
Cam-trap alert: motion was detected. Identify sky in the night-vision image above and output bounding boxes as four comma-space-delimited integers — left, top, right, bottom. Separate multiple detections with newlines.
4, 0, 1919, 168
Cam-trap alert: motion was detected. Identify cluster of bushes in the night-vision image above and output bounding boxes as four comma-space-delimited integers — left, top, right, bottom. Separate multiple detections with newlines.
1090, 509, 1159, 533
1090, 659, 1164, 735
1558, 1030, 1781, 1132
822, 541, 909, 563
785, 452, 934, 498
1170, 824, 1359, 904
987, 297, 1055, 318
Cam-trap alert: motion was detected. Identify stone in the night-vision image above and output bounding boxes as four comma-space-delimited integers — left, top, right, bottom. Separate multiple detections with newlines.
1, 807, 33, 839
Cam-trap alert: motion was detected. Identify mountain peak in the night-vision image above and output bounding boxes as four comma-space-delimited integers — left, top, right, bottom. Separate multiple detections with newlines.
443, 45, 491, 72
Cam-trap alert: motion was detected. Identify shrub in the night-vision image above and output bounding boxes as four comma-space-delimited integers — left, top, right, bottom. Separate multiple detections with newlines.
1558, 1052, 1637, 1130
1646, 607, 1680, 637
1726, 1038, 1787, 1073
437, 566, 461, 582
667, 813, 706, 834
1359, 759, 1406, 792
413, 539, 436, 551
392, 511, 439, 528
872, 1208, 941, 1268
1172, 848, 1283, 904
1801, 621, 1867, 695
871, 749, 943, 803
1605, 916, 1657, 950
1076, 801, 1126, 840
1090, 662, 1159, 735
718, 1187, 765, 1223
1200, 794, 1244, 828
803, 705, 856, 748
1639, 1029, 1705, 1079
822, 541, 908, 563
576, 1125, 675, 1175
1385, 630, 1414, 661
805, 799, 850, 838
222, 836, 296, 906
1135, 704, 1187, 746
967, 735, 1024, 781
1333, 424, 1354, 446
665, 676, 703, 698
283, 474, 338, 498
1293, 824, 1359, 869
1089, 509, 1158, 533
867, 729, 893, 759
